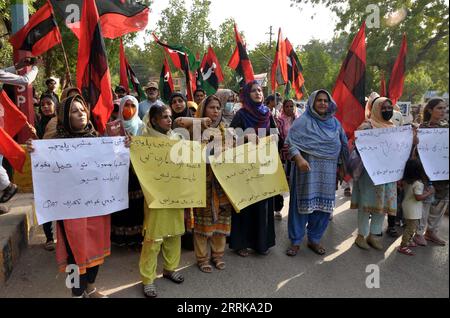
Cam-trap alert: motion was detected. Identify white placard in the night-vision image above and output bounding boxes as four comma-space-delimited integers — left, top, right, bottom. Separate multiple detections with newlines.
417, 128, 449, 181
31, 137, 130, 225
355, 126, 413, 185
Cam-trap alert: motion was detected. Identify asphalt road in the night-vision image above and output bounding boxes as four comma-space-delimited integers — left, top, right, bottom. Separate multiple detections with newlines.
1, 188, 448, 298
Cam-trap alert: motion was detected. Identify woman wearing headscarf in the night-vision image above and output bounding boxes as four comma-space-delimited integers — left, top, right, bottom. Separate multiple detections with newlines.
110, 95, 144, 247
228, 80, 277, 257
215, 89, 238, 127
351, 97, 398, 251
190, 95, 233, 273
43, 87, 82, 140
34, 94, 57, 251
26, 94, 124, 298
285, 90, 348, 256
138, 105, 186, 298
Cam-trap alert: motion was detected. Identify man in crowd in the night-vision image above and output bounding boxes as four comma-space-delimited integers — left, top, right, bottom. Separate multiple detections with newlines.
193, 88, 206, 107
138, 81, 164, 119
41, 77, 59, 105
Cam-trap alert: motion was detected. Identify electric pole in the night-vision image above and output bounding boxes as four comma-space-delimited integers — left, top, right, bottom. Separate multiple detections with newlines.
266, 26, 274, 94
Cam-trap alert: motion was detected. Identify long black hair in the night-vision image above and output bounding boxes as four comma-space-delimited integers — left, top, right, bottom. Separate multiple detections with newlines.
423, 98, 445, 123
403, 158, 426, 184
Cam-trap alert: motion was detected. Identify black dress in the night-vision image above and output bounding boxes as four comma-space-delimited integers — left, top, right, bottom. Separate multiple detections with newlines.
228, 110, 277, 253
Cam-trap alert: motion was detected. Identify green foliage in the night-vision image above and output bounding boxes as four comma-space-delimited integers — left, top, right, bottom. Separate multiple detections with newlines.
290, 0, 449, 100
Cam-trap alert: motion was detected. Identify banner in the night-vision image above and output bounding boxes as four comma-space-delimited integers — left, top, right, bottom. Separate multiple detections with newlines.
417, 128, 449, 181
130, 137, 206, 208
31, 137, 130, 225
209, 137, 289, 212
355, 126, 413, 185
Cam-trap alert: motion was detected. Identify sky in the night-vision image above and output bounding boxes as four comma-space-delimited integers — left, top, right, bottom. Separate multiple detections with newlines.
141, 0, 338, 49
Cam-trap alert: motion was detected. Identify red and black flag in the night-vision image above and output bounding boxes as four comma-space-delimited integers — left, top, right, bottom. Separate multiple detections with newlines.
159, 57, 175, 103
9, 0, 62, 57
152, 33, 195, 101
199, 46, 224, 95
228, 24, 255, 86
285, 38, 305, 100
50, 0, 149, 39
388, 33, 407, 105
76, 0, 113, 135
333, 22, 366, 140
119, 38, 145, 101
271, 28, 288, 92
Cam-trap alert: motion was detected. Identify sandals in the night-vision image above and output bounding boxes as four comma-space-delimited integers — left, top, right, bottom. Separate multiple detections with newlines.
398, 246, 415, 256
307, 242, 326, 255
236, 248, 250, 257
424, 233, 446, 246
286, 245, 300, 257
143, 283, 157, 298
84, 287, 108, 298
344, 188, 352, 197
162, 271, 184, 284
0, 183, 18, 203
198, 262, 213, 273
212, 259, 226, 270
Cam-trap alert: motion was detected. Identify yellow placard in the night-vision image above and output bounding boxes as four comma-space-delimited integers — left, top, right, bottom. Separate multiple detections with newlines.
210, 136, 289, 212
130, 136, 206, 209
12, 145, 33, 193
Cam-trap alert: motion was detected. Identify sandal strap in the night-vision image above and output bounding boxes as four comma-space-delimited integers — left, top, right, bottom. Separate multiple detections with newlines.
144, 284, 156, 293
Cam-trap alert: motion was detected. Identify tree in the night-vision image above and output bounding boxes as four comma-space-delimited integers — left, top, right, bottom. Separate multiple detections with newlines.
290, 0, 449, 99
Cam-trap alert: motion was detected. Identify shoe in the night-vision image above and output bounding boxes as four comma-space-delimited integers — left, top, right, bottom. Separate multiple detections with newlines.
0, 183, 18, 203
398, 246, 415, 256
44, 240, 55, 251
286, 245, 300, 257
143, 283, 157, 298
424, 232, 446, 246
84, 286, 108, 298
413, 234, 427, 246
367, 234, 383, 250
344, 188, 352, 197
0, 205, 9, 215
355, 235, 370, 250
162, 271, 184, 284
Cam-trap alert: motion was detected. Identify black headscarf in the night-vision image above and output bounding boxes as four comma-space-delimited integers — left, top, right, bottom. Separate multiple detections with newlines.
56, 94, 97, 138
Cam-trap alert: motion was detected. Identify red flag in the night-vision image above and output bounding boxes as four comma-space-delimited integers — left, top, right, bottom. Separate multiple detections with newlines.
9, 1, 62, 57
76, 0, 113, 135
0, 90, 28, 137
380, 71, 387, 97
50, 0, 149, 40
228, 24, 255, 86
285, 38, 305, 100
333, 22, 366, 140
388, 33, 407, 105
0, 128, 26, 173
271, 28, 288, 92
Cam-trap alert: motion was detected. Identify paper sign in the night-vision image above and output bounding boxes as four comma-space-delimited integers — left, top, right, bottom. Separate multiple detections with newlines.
355, 126, 413, 185
31, 137, 130, 225
130, 137, 206, 208
417, 128, 449, 181
209, 136, 289, 212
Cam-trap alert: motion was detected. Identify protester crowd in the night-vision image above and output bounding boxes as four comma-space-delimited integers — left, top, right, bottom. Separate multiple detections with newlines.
1, 45, 448, 299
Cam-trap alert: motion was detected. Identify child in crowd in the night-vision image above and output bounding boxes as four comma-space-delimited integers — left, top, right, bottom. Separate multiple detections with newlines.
398, 159, 435, 256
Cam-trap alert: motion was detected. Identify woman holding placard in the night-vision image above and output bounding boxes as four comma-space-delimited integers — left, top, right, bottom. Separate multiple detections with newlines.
351, 97, 397, 251
285, 90, 348, 256
26, 94, 131, 298
414, 98, 449, 246
190, 95, 233, 273
138, 105, 186, 298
